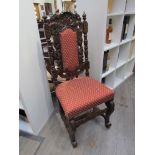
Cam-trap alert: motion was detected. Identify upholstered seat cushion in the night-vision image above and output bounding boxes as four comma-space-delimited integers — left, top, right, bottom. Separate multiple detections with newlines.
56, 77, 114, 118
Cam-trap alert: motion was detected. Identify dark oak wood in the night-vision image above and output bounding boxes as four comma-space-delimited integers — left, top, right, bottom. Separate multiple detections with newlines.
44, 12, 115, 148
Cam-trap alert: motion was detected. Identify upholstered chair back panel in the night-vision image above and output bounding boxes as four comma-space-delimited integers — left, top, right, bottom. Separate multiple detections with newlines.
60, 28, 79, 71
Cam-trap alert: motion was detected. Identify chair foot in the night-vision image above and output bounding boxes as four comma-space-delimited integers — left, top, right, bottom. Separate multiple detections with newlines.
105, 121, 112, 128
71, 140, 77, 148
69, 131, 78, 148
101, 113, 112, 129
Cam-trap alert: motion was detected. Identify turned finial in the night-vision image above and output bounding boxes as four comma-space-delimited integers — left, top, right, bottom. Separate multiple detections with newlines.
82, 11, 86, 20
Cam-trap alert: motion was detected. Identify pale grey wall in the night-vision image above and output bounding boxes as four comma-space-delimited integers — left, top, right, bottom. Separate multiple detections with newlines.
19, 0, 53, 134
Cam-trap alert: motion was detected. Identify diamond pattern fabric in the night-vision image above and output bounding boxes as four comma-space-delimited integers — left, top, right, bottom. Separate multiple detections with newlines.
60, 28, 79, 71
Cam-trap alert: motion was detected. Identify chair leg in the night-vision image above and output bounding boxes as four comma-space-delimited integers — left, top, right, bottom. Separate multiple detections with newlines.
101, 100, 115, 128
66, 120, 77, 148
59, 105, 77, 148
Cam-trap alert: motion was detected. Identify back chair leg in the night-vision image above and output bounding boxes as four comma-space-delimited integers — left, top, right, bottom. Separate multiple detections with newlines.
101, 100, 115, 128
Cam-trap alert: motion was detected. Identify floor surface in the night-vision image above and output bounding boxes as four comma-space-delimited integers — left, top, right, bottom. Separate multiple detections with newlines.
19, 75, 135, 155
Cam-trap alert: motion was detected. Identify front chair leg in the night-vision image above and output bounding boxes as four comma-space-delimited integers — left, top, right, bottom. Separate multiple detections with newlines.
66, 120, 77, 148
103, 100, 115, 128
59, 105, 77, 148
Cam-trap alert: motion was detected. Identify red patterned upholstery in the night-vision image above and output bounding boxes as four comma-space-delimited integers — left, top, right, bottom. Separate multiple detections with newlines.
56, 77, 114, 118
60, 28, 79, 71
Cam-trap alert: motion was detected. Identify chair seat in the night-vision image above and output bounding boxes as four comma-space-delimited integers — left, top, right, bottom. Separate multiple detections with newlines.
56, 77, 114, 118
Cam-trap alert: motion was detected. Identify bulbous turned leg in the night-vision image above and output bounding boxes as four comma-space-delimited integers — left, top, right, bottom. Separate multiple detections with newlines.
103, 100, 115, 128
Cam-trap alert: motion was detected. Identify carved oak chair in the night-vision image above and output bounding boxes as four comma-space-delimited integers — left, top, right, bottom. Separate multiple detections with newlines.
45, 12, 115, 148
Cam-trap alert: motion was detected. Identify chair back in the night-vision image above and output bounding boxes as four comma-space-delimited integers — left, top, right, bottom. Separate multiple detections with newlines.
44, 12, 89, 87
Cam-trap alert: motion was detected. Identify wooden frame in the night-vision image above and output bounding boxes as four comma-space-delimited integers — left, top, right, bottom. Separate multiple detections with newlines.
44, 12, 115, 148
